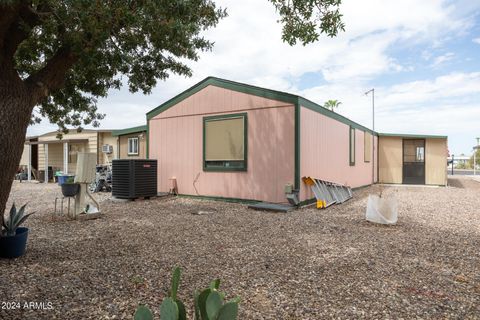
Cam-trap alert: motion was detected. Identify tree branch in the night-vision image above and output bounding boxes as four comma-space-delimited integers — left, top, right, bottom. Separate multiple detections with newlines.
26, 46, 78, 104
0, 3, 22, 62
19, 4, 51, 27
1, 3, 51, 67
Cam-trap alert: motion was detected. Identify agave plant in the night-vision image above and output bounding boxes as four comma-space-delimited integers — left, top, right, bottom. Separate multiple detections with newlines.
2, 203, 35, 236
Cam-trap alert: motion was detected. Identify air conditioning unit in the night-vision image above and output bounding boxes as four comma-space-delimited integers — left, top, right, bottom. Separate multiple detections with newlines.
112, 159, 157, 199
102, 144, 113, 154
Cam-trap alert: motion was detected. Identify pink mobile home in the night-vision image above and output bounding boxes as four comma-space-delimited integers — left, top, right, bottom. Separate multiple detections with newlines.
147, 77, 446, 204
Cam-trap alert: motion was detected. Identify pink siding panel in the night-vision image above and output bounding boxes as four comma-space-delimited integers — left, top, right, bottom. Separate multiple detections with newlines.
300, 107, 377, 201
152, 85, 292, 120
149, 86, 295, 203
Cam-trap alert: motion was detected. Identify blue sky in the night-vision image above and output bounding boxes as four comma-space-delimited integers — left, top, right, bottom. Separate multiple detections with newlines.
28, 0, 480, 155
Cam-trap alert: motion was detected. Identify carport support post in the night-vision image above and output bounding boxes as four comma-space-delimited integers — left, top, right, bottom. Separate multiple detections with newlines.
44, 143, 49, 183
63, 142, 69, 174
27, 144, 31, 181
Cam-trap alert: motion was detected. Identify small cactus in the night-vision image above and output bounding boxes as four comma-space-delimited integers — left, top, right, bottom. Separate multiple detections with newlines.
134, 267, 239, 320
134, 305, 153, 320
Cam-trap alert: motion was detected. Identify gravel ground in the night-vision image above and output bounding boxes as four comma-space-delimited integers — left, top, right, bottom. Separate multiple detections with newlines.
1, 178, 479, 319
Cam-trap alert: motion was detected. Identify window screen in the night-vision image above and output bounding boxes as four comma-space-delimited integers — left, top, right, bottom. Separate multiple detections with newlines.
349, 127, 355, 166
403, 139, 425, 163
204, 114, 247, 171
364, 131, 372, 162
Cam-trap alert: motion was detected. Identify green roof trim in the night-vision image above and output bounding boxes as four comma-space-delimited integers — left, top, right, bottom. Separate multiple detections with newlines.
112, 125, 147, 137
147, 77, 298, 120
146, 76, 378, 136
378, 133, 448, 139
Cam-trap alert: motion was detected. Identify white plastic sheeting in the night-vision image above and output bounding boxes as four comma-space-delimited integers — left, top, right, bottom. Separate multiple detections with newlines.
366, 195, 398, 225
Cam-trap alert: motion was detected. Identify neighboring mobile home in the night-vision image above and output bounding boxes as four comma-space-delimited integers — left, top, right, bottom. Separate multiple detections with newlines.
147, 77, 447, 204
22, 129, 117, 182
112, 125, 147, 159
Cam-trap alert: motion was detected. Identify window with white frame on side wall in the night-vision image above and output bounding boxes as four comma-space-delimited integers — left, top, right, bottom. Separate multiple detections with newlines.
128, 137, 139, 155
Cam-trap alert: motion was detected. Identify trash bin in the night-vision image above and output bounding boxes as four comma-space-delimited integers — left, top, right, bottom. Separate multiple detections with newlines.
57, 175, 74, 186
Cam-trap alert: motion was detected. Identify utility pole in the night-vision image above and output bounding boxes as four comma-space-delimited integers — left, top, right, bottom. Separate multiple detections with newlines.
365, 89, 375, 184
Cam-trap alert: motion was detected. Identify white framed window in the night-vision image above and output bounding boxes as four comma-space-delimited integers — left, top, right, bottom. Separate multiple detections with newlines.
128, 137, 139, 155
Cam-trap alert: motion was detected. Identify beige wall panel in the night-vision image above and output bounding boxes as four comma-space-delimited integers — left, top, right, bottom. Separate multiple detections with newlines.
38, 144, 44, 169
378, 137, 403, 184
98, 132, 118, 163
119, 132, 147, 159
426, 138, 447, 185
46, 143, 63, 170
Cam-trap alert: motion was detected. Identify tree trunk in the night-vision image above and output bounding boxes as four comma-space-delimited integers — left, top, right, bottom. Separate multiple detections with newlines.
0, 69, 34, 227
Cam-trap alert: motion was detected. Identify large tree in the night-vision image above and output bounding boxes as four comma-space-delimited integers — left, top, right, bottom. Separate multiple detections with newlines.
0, 0, 344, 220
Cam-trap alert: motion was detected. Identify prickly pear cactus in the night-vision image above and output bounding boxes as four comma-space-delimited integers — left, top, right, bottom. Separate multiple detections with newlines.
134, 267, 239, 320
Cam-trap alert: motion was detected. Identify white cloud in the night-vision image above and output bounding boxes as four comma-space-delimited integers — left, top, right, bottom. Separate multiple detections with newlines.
431, 52, 455, 67
473, 37, 480, 44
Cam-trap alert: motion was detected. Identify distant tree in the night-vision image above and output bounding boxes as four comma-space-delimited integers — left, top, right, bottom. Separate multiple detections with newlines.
468, 149, 480, 169
324, 99, 342, 112
0, 1, 344, 223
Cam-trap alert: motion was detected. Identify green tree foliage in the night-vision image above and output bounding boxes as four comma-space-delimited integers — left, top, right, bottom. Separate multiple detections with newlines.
269, 0, 345, 45
468, 148, 480, 169
7, 1, 228, 131
323, 99, 342, 112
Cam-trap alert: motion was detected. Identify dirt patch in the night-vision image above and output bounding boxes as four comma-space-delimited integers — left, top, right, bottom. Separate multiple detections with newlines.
1, 181, 479, 319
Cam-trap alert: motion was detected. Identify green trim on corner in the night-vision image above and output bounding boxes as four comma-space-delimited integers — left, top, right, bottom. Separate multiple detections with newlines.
202, 112, 248, 172
146, 120, 149, 159
112, 125, 147, 137
294, 100, 301, 190
349, 126, 355, 166
378, 132, 447, 139
147, 77, 298, 120
178, 194, 259, 205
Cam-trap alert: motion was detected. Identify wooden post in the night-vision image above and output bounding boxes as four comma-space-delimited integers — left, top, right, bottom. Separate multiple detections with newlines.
44, 143, 49, 183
